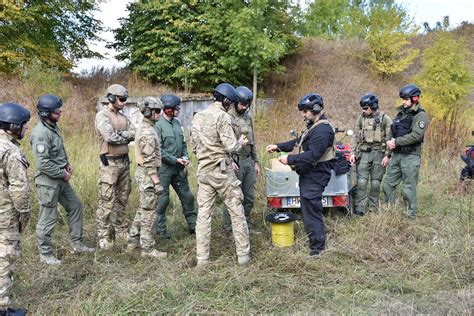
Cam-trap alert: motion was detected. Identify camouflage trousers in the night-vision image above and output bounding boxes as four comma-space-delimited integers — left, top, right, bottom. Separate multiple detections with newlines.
96, 158, 131, 241
383, 153, 421, 217
35, 178, 83, 255
355, 150, 386, 214
129, 166, 159, 251
0, 209, 21, 309
223, 156, 256, 229
196, 168, 250, 262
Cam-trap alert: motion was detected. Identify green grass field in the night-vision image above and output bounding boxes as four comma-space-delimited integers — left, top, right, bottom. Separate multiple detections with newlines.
12, 127, 473, 314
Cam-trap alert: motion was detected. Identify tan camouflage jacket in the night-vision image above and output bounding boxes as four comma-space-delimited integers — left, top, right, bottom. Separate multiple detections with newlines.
191, 101, 242, 173
135, 117, 161, 175
95, 105, 136, 156
0, 130, 30, 213
228, 106, 258, 162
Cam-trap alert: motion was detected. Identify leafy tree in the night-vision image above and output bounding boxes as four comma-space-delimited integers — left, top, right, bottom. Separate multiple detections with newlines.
414, 32, 473, 149
346, 0, 419, 79
301, 0, 418, 78
0, 0, 103, 74
303, 0, 349, 38
112, 0, 299, 90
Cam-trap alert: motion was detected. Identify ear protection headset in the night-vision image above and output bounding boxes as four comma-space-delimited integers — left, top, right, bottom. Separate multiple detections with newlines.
139, 100, 151, 117
107, 93, 117, 104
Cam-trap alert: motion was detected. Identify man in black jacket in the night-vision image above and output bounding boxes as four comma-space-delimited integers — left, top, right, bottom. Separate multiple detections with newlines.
266, 93, 335, 256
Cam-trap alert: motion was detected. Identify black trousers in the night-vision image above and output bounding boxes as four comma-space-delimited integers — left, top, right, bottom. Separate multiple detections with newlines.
298, 166, 331, 255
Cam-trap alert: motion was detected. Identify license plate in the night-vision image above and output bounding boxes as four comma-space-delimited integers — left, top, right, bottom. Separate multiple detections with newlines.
287, 197, 300, 207
286, 197, 328, 207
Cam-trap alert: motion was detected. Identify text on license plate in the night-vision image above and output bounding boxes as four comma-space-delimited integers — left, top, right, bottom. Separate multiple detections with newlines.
286, 197, 328, 207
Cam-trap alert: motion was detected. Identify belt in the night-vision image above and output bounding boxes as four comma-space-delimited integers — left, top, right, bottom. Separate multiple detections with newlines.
105, 154, 128, 161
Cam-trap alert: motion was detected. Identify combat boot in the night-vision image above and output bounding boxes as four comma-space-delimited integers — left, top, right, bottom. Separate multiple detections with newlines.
141, 249, 167, 258
126, 237, 140, 252
40, 254, 62, 266
98, 239, 112, 250
71, 241, 95, 253
237, 254, 251, 265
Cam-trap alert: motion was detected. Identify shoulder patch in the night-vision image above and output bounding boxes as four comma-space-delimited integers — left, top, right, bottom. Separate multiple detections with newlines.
419, 121, 426, 129
16, 153, 30, 168
36, 144, 45, 153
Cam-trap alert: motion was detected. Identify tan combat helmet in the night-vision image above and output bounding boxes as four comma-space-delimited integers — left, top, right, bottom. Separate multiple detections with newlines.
138, 97, 163, 117
106, 84, 128, 103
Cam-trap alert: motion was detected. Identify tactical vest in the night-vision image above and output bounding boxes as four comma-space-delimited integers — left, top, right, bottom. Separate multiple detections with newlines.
296, 119, 335, 164
358, 112, 386, 151
391, 108, 425, 154
98, 108, 129, 156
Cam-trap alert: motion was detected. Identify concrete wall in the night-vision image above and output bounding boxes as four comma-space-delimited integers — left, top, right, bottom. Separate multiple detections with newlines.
97, 96, 276, 133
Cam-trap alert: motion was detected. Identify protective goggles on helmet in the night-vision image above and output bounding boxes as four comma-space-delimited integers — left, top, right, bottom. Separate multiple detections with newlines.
118, 96, 128, 102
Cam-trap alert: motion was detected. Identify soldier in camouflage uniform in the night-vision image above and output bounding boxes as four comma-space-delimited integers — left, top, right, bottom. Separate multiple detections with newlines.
383, 84, 430, 218
0, 103, 31, 315
154, 93, 196, 239
31, 94, 95, 266
128, 97, 167, 258
349, 93, 393, 216
223, 86, 261, 234
191, 83, 251, 266
95, 84, 136, 250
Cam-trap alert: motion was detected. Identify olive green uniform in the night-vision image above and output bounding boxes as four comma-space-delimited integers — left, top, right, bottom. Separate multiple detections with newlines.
383, 103, 429, 217
154, 115, 196, 235
30, 119, 84, 256
0, 131, 30, 309
351, 111, 392, 213
223, 107, 258, 229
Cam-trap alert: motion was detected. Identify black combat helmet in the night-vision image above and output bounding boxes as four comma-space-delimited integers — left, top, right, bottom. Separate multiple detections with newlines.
213, 83, 238, 103
0, 102, 31, 138
360, 93, 379, 110
298, 93, 324, 113
160, 93, 181, 109
236, 86, 253, 105
399, 84, 421, 99
37, 94, 63, 112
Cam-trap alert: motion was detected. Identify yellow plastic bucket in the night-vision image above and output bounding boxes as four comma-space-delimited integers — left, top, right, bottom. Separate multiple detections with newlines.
265, 212, 297, 247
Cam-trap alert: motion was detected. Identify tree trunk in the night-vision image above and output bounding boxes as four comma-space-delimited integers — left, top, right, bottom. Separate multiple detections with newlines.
252, 65, 257, 117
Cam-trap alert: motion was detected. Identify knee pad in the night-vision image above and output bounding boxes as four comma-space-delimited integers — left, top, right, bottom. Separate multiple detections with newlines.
357, 178, 368, 190
371, 180, 381, 192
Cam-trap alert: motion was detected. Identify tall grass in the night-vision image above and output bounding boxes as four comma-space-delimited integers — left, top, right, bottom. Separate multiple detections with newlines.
2, 29, 473, 313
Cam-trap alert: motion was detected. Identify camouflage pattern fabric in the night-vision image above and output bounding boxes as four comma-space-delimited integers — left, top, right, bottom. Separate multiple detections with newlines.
0, 131, 30, 309
191, 101, 250, 262
129, 167, 159, 250
128, 118, 162, 250
223, 106, 258, 229
95, 106, 135, 241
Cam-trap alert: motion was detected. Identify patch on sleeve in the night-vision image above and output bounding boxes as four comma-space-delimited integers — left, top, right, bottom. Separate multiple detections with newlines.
419, 121, 426, 129
36, 144, 45, 153
16, 153, 30, 168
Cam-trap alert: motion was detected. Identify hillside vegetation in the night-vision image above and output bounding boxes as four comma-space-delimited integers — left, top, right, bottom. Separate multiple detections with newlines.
0, 27, 473, 314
